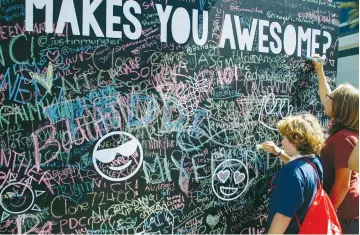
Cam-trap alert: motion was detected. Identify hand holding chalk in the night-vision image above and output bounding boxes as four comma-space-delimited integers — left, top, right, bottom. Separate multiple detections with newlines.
310, 54, 326, 72
256, 144, 270, 150
258, 141, 282, 156
306, 57, 322, 62
256, 144, 263, 150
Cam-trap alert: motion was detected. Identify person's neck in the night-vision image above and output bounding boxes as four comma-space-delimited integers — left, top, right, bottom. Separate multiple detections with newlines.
289, 151, 302, 157
288, 153, 316, 162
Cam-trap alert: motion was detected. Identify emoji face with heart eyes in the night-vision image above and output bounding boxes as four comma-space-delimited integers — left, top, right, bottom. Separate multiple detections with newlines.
212, 159, 249, 201
92, 132, 143, 181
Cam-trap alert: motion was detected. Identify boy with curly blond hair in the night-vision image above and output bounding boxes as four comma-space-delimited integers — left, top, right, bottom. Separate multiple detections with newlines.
260, 113, 325, 234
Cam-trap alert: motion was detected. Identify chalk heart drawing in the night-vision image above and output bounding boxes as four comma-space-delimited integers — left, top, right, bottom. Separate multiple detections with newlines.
29, 62, 54, 94
212, 159, 249, 201
206, 214, 220, 228
217, 170, 230, 183
234, 171, 246, 184
46, 50, 60, 62
92, 131, 143, 181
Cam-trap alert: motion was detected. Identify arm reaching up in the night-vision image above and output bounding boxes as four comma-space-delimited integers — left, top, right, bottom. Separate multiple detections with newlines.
312, 54, 332, 111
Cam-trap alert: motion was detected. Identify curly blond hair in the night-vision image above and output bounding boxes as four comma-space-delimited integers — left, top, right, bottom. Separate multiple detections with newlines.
277, 114, 324, 154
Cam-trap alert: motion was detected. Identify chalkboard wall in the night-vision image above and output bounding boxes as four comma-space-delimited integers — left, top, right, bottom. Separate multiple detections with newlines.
0, 0, 339, 234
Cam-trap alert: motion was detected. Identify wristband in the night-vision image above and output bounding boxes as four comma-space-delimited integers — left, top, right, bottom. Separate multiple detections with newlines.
276, 150, 282, 157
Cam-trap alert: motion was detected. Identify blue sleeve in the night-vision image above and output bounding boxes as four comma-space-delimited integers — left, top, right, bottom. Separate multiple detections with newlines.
274, 174, 304, 218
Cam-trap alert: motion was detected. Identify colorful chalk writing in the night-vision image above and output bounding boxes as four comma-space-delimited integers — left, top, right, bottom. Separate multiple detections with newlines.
0, 0, 338, 234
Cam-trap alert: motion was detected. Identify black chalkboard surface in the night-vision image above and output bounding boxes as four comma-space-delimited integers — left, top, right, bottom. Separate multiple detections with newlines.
0, 0, 339, 234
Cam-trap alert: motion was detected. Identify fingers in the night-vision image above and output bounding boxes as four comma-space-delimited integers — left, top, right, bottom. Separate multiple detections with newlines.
259, 141, 283, 156
262, 144, 271, 148
262, 141, 274, 146
312, 54, 324, 63
260, 142, 274, 150
312, 58, 322, 64
261, 145, 271, 150
260, 143, 269, 148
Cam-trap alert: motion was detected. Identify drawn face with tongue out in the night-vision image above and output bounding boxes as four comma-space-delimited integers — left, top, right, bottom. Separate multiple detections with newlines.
212, 159, 249, 201
92, 131, 143, 181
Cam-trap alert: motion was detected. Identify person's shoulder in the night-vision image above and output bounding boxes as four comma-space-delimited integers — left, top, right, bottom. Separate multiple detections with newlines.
285, 157, 321, 178
307, 156, 323, 174
309, 155, 322, 165
326, 130, 357, 147
281, 160, 307, 176
333, 129, 359, 140
294, 158, 319, 171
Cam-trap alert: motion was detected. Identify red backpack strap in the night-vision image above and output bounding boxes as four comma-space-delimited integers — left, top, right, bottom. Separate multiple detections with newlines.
302, 158, 323, 190
295, 157, 323, 230
295, 214, 301, 228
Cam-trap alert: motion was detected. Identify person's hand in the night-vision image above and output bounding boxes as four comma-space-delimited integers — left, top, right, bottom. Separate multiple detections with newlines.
312, 54, 324, 73
260, 141, 282, 156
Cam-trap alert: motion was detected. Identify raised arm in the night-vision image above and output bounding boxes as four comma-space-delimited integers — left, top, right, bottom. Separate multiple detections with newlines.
312, 54, 332, 109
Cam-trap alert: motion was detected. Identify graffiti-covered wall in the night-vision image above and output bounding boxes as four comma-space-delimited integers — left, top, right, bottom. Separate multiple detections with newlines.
0, 0, 339, 234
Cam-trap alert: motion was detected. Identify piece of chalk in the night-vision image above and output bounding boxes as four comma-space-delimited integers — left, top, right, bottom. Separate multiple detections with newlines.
305, 55, 326, 62
306, 57, 321, 62
256, 144, 263, 149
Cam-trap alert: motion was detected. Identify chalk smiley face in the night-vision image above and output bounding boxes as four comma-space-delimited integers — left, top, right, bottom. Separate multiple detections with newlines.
92, 131, 143, 181
212, 159, 249, 201
0, 182, 34, 214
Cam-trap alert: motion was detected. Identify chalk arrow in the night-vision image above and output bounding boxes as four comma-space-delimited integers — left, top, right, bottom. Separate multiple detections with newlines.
1, 212, 10, 221
31, 204, 41, 212
24, 177, 33, 185
35, 190, 45, 197
8, 172, 16, 182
